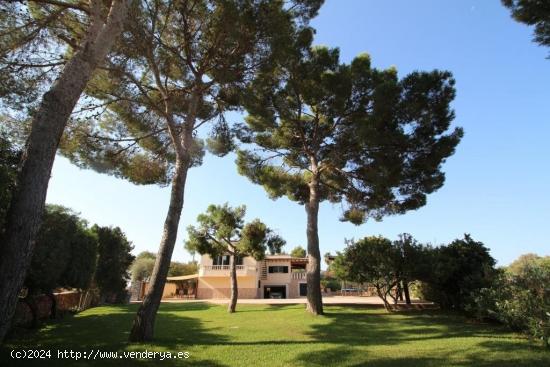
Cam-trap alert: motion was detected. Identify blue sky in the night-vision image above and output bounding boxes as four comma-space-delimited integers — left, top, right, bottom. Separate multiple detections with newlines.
46, 0, 550, 266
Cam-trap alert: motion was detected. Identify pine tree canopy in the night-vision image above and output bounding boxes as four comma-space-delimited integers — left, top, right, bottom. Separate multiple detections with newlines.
185, 203, 285, 260
502, 0, 550, 55
236, 46, 463, 224
53, 0, 323, 185
0, 1, 122, 112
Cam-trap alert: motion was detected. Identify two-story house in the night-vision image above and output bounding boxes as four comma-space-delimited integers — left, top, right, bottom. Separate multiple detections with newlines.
133, 254, 310, 301
196, 254, 309, 299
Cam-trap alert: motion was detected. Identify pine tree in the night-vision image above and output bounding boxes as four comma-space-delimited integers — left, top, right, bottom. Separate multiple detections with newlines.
58, 0, 322, 341
502, 0, 550, 56
185, 204, 284, 313
236, 46, 463, 315
0, 0, 130, 342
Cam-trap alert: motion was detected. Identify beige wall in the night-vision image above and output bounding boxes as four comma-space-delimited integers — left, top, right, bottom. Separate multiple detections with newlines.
195, 257, 309, 299
288, 279, 307, 298
197, 288, 258, 299
200, 254, 211, 266
200, 254, 258, 267
264, 261, 292, 283
143, 281, 178, 299
163, 282, 177, 298
197, 276, 259, 299
243, 256, 257, 267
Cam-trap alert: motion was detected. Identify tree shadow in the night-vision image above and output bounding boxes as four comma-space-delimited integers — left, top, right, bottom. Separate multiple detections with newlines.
302, 308, 523, 347
3, 303, 549, 367
222, 304, 303, 313
293, 347, 550, 367
292, 346, 367, 367
290, 307, 550, 366
1, 303, 229, 367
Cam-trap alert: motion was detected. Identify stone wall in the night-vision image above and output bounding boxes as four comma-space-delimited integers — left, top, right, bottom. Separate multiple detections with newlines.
55, 291, 82, 310
12, 291, 85, 328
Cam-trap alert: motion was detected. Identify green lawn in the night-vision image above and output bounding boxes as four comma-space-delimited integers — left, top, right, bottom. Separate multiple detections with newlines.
1, 303, 548, 366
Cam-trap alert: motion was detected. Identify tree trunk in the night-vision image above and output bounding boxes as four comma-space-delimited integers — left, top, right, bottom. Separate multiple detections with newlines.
387, 286, 397, 305
46, 292, 57, 319
384, 282, 399, 305
305, 168, 323, 315
396, 282, 403, 301
129, 86, 200, 342
228, 254, 238, 313
403, 279, 411, 305
376, 286, 391, 312
129, 155, 190, 342
22, 295, 40, 329
0, 0, 129, 343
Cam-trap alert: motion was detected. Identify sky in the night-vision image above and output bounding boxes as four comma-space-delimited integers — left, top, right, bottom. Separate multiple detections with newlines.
46, 0, 550, 267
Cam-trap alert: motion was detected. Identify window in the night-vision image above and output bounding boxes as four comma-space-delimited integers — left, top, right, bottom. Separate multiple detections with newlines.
213, 255, 230, 266
268, 266, 289, 273
299, 283, 307, 296
213, 255, 243, 266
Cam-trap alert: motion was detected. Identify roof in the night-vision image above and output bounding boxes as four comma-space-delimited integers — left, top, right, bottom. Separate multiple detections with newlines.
166, 274, 199, 281
266, 254, 292, 259
265, 255, 308, 264
265, 254, 307, 260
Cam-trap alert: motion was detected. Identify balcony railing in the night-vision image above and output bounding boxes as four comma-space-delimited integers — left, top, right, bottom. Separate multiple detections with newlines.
291, 272, 306, 280
199, 265, 256, 276
202, 265, 245, 271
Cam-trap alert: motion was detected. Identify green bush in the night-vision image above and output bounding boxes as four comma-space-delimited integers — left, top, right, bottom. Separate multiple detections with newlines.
467, 256, 550, 347
26, 205, 98, 294
321, 277, 341, 291
93, 225, 134, 303
416, 235, 496, 310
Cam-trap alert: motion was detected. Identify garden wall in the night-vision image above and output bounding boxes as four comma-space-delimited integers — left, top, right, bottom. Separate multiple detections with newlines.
12, 291, 87, 328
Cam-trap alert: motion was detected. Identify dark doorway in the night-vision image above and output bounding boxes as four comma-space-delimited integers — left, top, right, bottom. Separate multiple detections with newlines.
264, 285, 286, 299
299, 283, 307, 297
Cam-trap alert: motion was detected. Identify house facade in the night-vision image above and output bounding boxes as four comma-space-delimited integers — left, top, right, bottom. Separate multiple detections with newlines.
132, 254, 310, 301
196, 254, 308, 299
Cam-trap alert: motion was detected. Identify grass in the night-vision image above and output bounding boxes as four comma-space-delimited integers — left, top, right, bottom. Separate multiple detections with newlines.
1, 302, 548, 366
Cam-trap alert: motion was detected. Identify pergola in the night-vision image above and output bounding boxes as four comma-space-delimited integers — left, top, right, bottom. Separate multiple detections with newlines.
165, 274, 199, 299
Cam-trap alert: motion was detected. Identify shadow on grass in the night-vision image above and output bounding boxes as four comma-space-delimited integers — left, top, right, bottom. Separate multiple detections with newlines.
223, 304, 303, 313
3, 302, 549, 367
304, 308, 521, 347
290, 307, 550, 367
293, 346, 549, 367
1, 302, 229, 367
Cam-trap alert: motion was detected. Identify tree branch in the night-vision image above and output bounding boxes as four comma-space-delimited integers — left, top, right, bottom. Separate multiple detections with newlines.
86, 128, 167, 143
30, 0, 90, 14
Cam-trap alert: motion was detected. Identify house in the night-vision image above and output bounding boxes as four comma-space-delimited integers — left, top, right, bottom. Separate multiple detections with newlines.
196, 254, 309, 299
132, 254, 309, 301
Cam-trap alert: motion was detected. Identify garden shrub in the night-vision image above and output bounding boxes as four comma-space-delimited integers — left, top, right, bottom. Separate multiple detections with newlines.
467, 256, 550, 347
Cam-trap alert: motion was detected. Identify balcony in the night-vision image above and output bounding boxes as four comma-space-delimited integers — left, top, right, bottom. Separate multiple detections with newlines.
199, 265, 256, 277
291, 272, 306, 280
